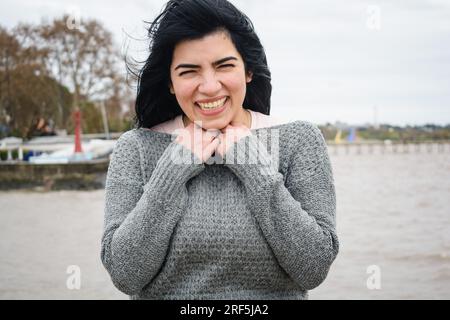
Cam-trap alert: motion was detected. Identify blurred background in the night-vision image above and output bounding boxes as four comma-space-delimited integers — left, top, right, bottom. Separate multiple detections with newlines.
0, 0, 449, 299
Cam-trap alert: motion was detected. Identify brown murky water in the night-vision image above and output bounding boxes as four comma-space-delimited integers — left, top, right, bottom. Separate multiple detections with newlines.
1, 149, 449, 299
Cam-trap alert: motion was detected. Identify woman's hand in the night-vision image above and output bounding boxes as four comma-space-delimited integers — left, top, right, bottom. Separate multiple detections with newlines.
174, 122, 221, 163
215, 122, 252, 160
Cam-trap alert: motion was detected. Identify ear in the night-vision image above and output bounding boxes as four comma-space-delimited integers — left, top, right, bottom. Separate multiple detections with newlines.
246, 71, 253, 83
169, 82, 175, 94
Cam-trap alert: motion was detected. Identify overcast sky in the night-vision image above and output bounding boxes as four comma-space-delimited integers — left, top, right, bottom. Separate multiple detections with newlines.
1, 0, 449, 126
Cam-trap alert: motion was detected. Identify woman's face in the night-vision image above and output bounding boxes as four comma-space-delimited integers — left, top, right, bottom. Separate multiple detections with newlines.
169, 30, 252, 130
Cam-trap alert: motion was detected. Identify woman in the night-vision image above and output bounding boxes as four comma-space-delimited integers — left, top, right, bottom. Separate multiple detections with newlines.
101, 0, 339, 300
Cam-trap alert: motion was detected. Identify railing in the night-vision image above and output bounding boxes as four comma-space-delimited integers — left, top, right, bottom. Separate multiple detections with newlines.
3, 138, 450, 162
327, 140, 450, 156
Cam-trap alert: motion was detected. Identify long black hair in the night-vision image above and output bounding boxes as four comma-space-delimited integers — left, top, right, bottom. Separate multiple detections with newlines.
133, 0, 272, 129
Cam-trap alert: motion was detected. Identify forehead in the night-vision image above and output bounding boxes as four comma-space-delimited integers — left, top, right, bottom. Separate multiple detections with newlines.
172, 31, 242, 63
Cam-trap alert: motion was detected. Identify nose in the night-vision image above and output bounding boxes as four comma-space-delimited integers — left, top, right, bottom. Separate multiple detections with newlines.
198, 71, 222, 95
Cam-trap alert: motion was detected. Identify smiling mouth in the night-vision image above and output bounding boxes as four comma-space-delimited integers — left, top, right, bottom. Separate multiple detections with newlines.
195, 97, 228, 110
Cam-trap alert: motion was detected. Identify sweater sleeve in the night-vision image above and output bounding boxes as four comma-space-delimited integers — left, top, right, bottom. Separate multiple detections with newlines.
223, 123, 339, 290
100, 131, 205, 295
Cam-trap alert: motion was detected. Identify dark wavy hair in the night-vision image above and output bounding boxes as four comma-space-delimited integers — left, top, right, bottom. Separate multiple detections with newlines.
133, 0, 272, 129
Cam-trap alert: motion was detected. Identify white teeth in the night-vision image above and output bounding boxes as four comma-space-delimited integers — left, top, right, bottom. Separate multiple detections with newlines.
197, 97, 227, 110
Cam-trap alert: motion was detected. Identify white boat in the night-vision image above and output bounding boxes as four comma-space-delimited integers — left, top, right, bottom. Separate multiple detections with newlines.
28, 139, 116, 164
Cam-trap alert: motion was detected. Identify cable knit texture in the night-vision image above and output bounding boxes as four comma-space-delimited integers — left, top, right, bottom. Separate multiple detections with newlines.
101, 120, 339, 300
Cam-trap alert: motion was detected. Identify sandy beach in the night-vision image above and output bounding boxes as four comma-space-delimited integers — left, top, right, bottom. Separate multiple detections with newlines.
1, 150, 450, 299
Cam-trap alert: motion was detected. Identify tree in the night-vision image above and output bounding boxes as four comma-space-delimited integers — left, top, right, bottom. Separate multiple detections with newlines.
0, 26, 20, 132
0, 25, 73, 138
1, 16, 132, 138
38, 15, 122, 111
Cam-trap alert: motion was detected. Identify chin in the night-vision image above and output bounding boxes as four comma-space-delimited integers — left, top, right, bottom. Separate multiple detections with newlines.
199, 117, 230, 131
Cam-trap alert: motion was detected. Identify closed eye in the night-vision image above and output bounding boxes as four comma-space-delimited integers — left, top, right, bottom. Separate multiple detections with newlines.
179, 70, 196, 76
179, 64, 235, 76
219, 64, 235, 69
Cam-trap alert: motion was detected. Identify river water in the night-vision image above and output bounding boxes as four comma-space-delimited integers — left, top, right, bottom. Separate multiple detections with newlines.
1, 149, 449, 299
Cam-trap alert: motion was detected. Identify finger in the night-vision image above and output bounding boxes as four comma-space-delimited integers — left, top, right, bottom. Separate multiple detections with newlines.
204, 129, 220, 141
175, 130, 189, 145
216, 132, 225, 144
175, 134, 183, 144
203, 137, 221, 162
216, 134, 227, 156
202, 132, 218, 146
220, 124, 233, 134
202, 131, 213, 143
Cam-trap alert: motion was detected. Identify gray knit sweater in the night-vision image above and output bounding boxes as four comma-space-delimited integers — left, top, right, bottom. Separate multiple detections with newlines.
101, 120, 339, 300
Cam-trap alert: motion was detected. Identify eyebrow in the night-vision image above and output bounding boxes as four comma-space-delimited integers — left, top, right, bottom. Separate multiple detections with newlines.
174, 56, 238, 71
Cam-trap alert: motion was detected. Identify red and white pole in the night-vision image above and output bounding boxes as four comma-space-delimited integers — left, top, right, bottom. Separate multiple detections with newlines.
73, 108, 83, 154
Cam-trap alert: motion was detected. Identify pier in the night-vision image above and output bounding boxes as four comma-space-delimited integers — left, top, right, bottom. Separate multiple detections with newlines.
0, 133, 116, 190
328, 141, 450, 156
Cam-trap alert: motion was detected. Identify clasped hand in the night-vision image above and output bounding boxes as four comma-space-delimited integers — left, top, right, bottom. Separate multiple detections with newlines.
174, 121, 251, 163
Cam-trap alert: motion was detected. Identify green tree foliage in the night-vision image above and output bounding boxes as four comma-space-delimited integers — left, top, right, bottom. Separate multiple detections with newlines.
0, 17, 134, 139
